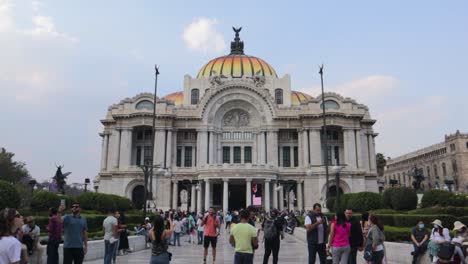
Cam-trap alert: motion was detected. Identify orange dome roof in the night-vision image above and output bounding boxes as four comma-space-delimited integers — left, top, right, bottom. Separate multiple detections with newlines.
163, 90, 312, 106
197, 54, 277, 78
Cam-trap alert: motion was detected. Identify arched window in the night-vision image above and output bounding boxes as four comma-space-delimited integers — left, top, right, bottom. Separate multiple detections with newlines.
320, 100, 340, 110
452, 160, 458, 173
433, 164, 438, 177
442, 163, 447, 176
191, 89, 199, 105
135, 100, 154, 110
426, 166, 431, 178
275, 89, 283, 104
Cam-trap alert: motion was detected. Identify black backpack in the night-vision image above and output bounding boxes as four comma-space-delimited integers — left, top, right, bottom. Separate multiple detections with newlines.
438, 242, 455, 260
263, 217, 278, 241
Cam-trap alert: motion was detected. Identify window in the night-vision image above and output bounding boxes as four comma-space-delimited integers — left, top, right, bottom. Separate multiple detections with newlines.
426, 166, 431, 178
223, 147, 230, 163
332, 131, 339, 140
223, 132, 231, 140
234, 147, 241, 163
176, 147, 182, 167
144, 130, 152, 140
275, 89, 283, 104
334, 146, 340, 165
434, 164, 438, 177
244, 147, 252, 163
282, 146, 291, 167
136, 100, 154, 110
320, 100, 340, 110
450, 143, 456, 152
191, 89, 199, 105
136, 146, 142, 166
184, 146, 192, 167
144, 146, 152, 165
137, 131, 143, 140
452, 160, 458, 173
293, 146, 299, 167
442, 163, 447, 177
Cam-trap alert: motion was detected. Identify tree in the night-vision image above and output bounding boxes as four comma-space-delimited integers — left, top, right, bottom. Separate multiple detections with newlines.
376, 153, 387, 177
0, 148, 30, 184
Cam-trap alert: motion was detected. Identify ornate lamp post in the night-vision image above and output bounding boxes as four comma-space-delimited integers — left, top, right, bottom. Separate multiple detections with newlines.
84, 178, 90, 192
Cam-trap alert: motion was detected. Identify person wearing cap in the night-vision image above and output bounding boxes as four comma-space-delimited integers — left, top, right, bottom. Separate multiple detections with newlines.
451, 237, 466, 264
410, 220, 429, 264
428, 219, 451, 263
453, 221, 468, 242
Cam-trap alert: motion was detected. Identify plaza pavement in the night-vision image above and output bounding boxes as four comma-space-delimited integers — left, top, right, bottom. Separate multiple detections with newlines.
84, 225, 399, 264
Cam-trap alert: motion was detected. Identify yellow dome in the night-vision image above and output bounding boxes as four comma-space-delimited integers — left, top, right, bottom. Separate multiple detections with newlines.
197, 54, 277, 78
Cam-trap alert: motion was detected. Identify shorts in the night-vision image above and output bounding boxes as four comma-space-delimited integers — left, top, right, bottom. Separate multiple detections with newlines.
203, 236, 217, 248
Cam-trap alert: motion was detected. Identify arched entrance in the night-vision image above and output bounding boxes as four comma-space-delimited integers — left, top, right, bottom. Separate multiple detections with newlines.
132, 185, 145, 210
327, 185, 344, 198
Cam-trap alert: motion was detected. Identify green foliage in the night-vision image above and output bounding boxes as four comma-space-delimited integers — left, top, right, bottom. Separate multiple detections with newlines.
407, 206, 468, 217
0, 180, 21, 209
31, 191, 60, 211
107, 194, 132, 211
77, 192, 132, 213
390, 187, 418, 211
0, 148, 30, 184
376, 153, 387, 177
340, 193, 357, 210
421, 190, 462, 208
326, 197, 336, 212
382, 188, 398, 208
346, 192, 382, 212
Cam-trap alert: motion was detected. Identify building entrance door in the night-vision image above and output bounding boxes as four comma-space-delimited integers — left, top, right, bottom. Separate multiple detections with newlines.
132, 185, 145, 210
228, 184, 246, 211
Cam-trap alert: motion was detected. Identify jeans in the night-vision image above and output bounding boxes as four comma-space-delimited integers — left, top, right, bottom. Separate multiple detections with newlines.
197, 231, 204, 244
412, 243, 427, 264
234, 252, 254, 264
63, 248, 84, 264
150, 252, 170, 264
307, 243, 327, 264
371, 250, 384, 264
263, 239, 280, 264
173, 232, 181, 246
47, 240, 60, 264
332, 246, 350, 264
113, 239, 120, 262
104, 240, 117, 264
348, 247, 358, 264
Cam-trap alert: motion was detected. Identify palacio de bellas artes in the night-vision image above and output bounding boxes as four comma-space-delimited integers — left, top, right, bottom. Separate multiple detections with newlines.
93, 28, 379, 213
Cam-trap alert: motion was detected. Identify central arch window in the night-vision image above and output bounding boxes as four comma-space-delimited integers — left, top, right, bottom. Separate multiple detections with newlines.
275, 89, 283, 104
135, 100, 154, 110
320, 100, 340, 110
191, 89, 199, 104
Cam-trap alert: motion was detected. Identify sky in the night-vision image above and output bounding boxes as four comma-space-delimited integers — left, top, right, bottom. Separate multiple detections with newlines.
1, 0, 467, 185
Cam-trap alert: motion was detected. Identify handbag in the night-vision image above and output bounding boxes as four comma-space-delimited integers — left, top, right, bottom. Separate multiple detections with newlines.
363, 244, 373, 261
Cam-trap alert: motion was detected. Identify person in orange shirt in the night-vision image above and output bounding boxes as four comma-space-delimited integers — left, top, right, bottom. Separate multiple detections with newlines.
202, 207, 220, 264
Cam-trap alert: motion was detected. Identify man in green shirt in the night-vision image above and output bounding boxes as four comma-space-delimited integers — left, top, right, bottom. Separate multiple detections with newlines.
229, 210, 258, 264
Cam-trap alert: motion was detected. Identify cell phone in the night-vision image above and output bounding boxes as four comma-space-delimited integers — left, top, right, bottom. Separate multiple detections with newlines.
60, 199, 65, 207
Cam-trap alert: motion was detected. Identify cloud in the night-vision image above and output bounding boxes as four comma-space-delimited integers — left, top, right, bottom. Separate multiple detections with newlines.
13, 71, 57, 104
0, 0, 14, 32
182, 17, 225, 54
22, 15, 78, 42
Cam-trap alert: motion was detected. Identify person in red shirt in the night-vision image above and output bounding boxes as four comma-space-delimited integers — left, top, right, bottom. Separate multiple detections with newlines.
202, 207, 220, 264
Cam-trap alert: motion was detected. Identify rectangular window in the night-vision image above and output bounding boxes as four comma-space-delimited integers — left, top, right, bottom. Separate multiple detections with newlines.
184, 146, 192, 167
223, 132, 231, 140
293, 146, 299, 167
137, 131, 143, 140
223, 147, 230, 163
144, 130, 152, 140
283, 146, 291, 167
176, 147, 182, 167
143, 146, 152, 165
234, 147, 241, 163
334, 146, 340, 165
244, 147, 252, 163
136, 146, 142, 166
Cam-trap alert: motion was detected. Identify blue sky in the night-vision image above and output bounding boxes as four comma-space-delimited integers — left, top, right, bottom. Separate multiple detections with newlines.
1, 0, 467, 184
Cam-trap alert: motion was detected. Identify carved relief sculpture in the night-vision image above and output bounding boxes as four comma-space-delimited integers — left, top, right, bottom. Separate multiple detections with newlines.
223, 109, 250, 127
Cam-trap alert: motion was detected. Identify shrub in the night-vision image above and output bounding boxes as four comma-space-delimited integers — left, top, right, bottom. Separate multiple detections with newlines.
346, 192, 382, 213
421, 190, 455, 208
108, 194, 132, 211
76, 192, 132, 213
326, 197, 336, 212
407, 206, 468, 217
382, 188, 398, 209
390, 187, 418, 211
31, 191, 60, 211
0, 180, 21, 209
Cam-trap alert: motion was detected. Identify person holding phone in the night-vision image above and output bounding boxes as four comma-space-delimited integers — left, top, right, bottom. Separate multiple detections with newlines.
57, 202, 88, 264
46, 207, 62, 264
202, 207, 220, 264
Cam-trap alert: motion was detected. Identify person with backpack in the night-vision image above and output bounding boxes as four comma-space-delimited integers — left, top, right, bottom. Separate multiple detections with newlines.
261, 209, 284, 264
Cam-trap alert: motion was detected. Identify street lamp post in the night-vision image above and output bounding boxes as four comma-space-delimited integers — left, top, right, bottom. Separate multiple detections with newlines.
319, 65, 330, 203
332, 165, 345, 211
84, 178, 90, 192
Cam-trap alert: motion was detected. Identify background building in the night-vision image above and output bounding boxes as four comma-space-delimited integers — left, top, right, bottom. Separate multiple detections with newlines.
384, 130, 468, 192
94, 30, 379, 212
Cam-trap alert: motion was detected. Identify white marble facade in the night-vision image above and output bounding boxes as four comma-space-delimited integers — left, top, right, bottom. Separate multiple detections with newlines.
94, 30, 379, 212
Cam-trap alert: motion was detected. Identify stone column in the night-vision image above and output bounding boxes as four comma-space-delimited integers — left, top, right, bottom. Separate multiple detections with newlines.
252, 132, 258, 165
119, 128, 132, 170
223, 179, 229, 213
100, 134, 109, 171
172, 180, 178, 209
197, 185, 202, 213
361, 131, 370, 171
208, 131, 215, 164
153, 129, 165, 167
246, 179, 252, 207
197, 131, 208, 166
369, 134, 377, 172
297, 180, 303, 211
343, 129, 357, 169
165, 130, 172, 168
258, 132, 266, 164
302, 129, 310, 167
267, 131, 278, 166
273, 182, 278, 209
297, 130, 303, 167
309, 129, 321, 166
191, 184, 196, 212
264, 179, 270, 212
113, 129, 121, 169
355, 129, 362, 169
204, 179, 210, 210
279, 186, 284, 211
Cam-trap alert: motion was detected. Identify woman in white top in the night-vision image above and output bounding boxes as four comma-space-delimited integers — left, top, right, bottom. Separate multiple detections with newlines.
0, 208, 24, 264
428, 219, 451, 263
197, 216, 205, 245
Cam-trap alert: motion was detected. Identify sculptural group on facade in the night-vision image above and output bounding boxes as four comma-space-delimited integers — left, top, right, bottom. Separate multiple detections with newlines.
223, 110, 250, 127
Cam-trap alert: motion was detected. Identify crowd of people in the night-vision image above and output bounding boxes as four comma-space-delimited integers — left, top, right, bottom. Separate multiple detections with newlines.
1, 202, 467, 264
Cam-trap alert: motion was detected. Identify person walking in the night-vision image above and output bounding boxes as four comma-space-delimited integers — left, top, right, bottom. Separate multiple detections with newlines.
0, 208, 23, 264
345, 209, 363, 264
328, 212, 351, 264
173, 217, 182, 246
197, 216, 204, 245
57, 202, 88, 264
410, 220, 428, 264
46, 207, 62, 264
261, 209, 284, 264
149, 215, 174, 264
202, 207, 221, 264
305, 203, 328, 264
188, 212, 196, 244
363, 215, 385, 264
103, 208, 118, 264
225, 212, 232, 232
230, 210, 258, 264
